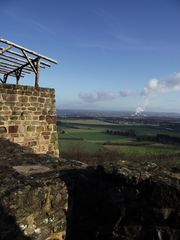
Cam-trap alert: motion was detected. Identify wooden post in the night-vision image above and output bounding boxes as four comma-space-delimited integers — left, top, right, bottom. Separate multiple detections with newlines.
1, 74, 8, 83
15, 69, 22, 85
35, 58, 40, 88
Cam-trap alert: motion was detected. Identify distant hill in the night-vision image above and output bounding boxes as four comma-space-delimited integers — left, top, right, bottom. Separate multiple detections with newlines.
57, 109, 180, 119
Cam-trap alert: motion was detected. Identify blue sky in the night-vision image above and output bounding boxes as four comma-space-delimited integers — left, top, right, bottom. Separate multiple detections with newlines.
1, 0, 180, 113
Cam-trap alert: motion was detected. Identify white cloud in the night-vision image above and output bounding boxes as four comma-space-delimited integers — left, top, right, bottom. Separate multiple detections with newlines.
119, 89, 137, 97
78, 91, 118, 103
78, 72, 180, 112
134, 72, 180, 115
143, 72, 180, 99
78, 88, 137, 103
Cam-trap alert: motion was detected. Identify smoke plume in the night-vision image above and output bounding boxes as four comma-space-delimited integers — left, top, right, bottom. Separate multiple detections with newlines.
134, 72, 180, 115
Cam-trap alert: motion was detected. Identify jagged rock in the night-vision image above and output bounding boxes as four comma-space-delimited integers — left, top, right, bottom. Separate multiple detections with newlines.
61, 163, 180, 240
0, 166, 68, 239
0, 139, 85, 240
0, 138, 180, 240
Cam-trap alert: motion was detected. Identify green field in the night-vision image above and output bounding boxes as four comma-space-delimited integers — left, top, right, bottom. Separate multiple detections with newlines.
58, 118, 180, 166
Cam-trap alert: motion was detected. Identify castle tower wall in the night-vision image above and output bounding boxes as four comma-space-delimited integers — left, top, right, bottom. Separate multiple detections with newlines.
0, 84, 59, 157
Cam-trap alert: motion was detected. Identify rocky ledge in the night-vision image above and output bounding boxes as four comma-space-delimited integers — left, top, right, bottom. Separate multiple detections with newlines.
0, 139, 86, 240
0, 138, 180, 240
62, 164, 180, 240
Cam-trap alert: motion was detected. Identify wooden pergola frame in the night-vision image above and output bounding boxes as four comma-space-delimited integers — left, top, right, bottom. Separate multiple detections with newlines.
0, 38, 58, 87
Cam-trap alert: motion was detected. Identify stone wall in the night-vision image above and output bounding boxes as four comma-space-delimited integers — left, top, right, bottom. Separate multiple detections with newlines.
0, 83, 59, 157
63, 164, 180, 240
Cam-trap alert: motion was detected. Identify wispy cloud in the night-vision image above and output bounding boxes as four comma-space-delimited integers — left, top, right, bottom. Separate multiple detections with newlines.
113, 33, 158, 51
1, 9, 54, 35
142, 72, 180, 107
30, 20, 55, 35
77, 38, 157, 52
58, 100, 84, 109
86, 7, 180, 52
143, 72, 180, 96
119, 89, 137, 97
78, 35, 180, 52
81, 7, 180, 53
79, 91, 118, 103
78, 72, 180, 112
78, 89, 137, 103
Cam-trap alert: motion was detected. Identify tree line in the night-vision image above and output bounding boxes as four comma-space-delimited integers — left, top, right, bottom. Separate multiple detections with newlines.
105, 129, 136, 137
105, 129, 180, 145
137, 134, 180, 145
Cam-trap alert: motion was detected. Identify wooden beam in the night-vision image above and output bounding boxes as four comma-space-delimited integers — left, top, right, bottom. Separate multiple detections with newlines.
3, 57, 39, 76
0, 53, 28, 64
0, 74, 8, 83
0, 64, 19, 70
0, 45, 12, 54
0, 60, 34, 72
0, 64, 31, 74
22, 50, 37, 73
0, 47, 51, 67
0, 38, 58, 64
0, 53, 46, 68
0, 69, 24, 77
0, 62, 32, 74
0, 55, 26, 65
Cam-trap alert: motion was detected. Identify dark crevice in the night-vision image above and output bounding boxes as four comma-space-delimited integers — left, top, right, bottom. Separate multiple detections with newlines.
60, 166, 180, 240
0, 203, 31, 240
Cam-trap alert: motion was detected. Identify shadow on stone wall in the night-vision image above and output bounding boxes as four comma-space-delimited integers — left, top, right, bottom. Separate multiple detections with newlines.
59, 166, 180, 240
0, 139, 38, 239
0, 137, 59, 166
0, 203, 31, 240
0, 138, 66, 240
60, 166, 129, 240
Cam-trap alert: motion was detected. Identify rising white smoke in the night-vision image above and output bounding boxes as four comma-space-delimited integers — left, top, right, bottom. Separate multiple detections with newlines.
144, 73, 180, 97
134, 72, 180, 115
134, 106, 144, 115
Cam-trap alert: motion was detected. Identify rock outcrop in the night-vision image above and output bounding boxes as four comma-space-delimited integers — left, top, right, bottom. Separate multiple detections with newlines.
62, 162, 180, 240
0, 139, 86, 240
0, 138, 180, 240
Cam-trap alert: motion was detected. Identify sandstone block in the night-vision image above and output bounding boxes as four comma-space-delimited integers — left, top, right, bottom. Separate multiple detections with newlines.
29, 96, 38, 102
39, 115, 45, 121
18, 96, 29, 102
0, 127, 7, 133
38, 97, 45, 103
8, 126, 18, 133
2, 94, 17, 102
27, 126, 36, 132
46, 116, 57, 124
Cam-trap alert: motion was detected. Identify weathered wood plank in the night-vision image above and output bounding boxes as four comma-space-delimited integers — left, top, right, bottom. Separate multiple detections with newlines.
0, 55, 46, 69
0, 39, 58, 64
0, 61, 33, 72
0, 45, 12, 54
22, 50, 37, 73
0, 48, 51, 67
